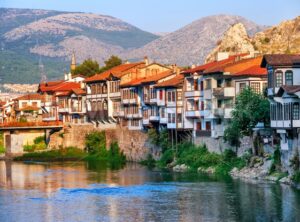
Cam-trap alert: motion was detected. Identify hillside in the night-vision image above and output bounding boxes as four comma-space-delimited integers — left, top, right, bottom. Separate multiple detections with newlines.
206, 16, 300, 62
124, 15, 266, 66
0, 8, 158, 83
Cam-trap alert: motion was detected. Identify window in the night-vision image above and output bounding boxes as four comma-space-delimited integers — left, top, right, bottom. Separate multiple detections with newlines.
275, 71, 283, 87
22, 102, 27, 107
206, 79, 211, 90
168, 113, 175, 123
293, 103, 299, 120
32, 102, 38, 107
177, 91, 182, 101
285, 71, 293, 86
177, 113, 182, 123
159, 90, 163, 100
196, 122, 201, 130
250, 82, 261, 94
161, 108, 165, 118
240, 83, 246, 91
167, 91, 176, 102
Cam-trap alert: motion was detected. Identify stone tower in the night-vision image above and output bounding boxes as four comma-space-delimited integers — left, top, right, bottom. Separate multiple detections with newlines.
70, 51, 76, 71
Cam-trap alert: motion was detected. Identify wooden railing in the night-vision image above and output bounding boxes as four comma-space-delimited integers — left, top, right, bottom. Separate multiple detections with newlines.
0, 121, 63, 128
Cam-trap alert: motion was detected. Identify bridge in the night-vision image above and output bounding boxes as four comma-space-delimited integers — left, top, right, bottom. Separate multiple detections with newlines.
0, 121, 63, 156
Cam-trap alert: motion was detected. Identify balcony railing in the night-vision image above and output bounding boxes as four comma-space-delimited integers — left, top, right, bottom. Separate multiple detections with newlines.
212, 87, 235, 98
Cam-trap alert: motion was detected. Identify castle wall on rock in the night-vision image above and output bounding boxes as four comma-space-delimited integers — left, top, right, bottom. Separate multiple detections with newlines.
48, 124, 160, 161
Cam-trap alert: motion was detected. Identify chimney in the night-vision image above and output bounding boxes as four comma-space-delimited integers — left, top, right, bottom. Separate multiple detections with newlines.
215, 52, 229, 61
144, 56, 149, 66
68, 72, 72, 81
125, 60, 130, 64
176, 67, 180, 76
172, 64, 177, 72
64, 73, 68, 81
80, 82, 85, 89
191, 64, 196, 69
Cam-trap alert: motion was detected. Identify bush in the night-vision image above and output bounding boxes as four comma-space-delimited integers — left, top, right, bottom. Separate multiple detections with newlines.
34, 136, 45, 144
157, 149, 174, 168
23, 136, 47, 152
85, 131, 107, 155
292, 171, 300, 183
140, 154, 156, 168
0, 145, 5, 154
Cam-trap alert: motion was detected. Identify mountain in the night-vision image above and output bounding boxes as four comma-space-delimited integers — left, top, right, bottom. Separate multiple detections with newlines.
123, 15, 266, 66
206, 16, 300, 61
0, 8, 158, 83
0, 9, 268, 83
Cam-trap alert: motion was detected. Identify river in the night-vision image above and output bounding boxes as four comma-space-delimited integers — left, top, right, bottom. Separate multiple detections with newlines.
0, 160, 300, 222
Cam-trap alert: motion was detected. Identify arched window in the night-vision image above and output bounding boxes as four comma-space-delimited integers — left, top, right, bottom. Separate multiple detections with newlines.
275, 71, 283, 87
285, 70, 293, 86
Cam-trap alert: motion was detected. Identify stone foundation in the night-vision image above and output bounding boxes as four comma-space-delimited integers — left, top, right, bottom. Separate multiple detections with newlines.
48, 124, 160, 162
194, 136, 253, 156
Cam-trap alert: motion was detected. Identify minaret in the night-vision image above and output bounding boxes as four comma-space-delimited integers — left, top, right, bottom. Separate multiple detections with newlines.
70, 51, 76, 72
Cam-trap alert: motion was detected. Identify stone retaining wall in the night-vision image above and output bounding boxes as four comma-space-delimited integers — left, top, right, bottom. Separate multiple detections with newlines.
48, 124, 160, 162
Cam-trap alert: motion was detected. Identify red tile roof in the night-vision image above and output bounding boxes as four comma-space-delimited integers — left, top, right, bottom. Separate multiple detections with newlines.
40, 82, 81, 93
233, 65, 267, 77
72, 88, 86, 95
142, 70, 174, 84
155, 75, 184, 88
14, 93, 45, 101
85, 62, 145, 83
120, 70, 175, 88
183, 53, 249, 74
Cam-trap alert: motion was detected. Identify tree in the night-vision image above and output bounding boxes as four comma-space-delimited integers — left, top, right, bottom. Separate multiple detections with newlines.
72, 59, 100, 77
224, 87, 270, 151
100, 55, 122, 72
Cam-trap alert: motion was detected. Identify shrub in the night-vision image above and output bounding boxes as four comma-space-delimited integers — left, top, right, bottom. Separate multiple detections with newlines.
108, 141, 126, 162
34, 136, 45, 145
140, 154, 156, 168
292, 171, 300, 183
148, 128, 160, 145
85, 131, 107, 155
0, 145, 5, 154
157, 149, 174, 168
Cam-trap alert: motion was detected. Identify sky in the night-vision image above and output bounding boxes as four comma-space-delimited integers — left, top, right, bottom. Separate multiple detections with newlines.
1, 0, 300, 33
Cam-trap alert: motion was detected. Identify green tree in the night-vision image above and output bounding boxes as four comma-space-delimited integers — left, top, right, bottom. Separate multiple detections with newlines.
100, 55, 122, 72
85, 131, 107, 155
72, 59, 100, 77
224, 87, 270, 151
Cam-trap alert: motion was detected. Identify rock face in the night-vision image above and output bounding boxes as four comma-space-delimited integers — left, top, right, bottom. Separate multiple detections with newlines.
206, 16, 300, 62
205, 23, 255, 63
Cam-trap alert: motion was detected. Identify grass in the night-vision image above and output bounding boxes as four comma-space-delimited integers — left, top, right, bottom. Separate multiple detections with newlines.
14, 147, 87, 162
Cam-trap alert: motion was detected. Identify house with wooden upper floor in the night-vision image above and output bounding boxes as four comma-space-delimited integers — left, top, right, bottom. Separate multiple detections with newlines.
154, 74, 193, 137
118, 61, 173, 130
13, 94, 45, 122
84, 60, 146, 127
182, 53, 267, 141
261, 54, 300, 172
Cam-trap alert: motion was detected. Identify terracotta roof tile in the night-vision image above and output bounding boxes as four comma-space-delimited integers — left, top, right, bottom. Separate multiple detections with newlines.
14, 93, 45, 101
85, 62, 145, 83
233, 65, 267, 77
141, 70, 174, 84
120, 78, 146, 88
155, 75, 184, 88
72, 88, 86, 95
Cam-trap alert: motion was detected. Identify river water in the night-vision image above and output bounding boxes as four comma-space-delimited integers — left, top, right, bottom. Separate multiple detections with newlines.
0, 161, 300, 222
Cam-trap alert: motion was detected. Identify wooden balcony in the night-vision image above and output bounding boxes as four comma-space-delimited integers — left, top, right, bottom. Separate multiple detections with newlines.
87, 110, 108, 121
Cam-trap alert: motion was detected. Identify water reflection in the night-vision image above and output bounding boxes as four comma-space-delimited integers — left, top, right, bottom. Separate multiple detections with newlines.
0, 160, 300, 222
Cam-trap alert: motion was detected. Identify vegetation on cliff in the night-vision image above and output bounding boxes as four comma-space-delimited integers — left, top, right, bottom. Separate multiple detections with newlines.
84, 131, 126, 163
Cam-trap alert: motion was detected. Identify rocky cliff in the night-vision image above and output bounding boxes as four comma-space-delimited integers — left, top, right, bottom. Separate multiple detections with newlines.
206, 16, 300, 62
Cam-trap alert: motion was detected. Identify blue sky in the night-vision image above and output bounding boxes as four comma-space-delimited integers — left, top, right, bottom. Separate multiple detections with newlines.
1, 0, 300, 32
